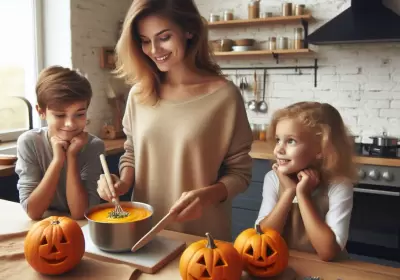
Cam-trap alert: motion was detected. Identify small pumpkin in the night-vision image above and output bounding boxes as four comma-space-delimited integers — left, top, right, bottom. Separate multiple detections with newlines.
234, 225, 288, 278
179, 232, 243, 280
24, 216, 85, 275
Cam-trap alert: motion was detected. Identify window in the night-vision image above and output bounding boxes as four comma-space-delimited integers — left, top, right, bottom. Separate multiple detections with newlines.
0, 0, 42, 143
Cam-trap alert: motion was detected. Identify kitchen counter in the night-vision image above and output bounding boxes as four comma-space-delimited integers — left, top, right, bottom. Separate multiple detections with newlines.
2, 138, 400, 178
250, 140, 400, 167
1, 199, 399, 279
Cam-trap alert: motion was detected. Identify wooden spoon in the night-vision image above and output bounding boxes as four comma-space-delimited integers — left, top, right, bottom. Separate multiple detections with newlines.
131, 211, 177, 252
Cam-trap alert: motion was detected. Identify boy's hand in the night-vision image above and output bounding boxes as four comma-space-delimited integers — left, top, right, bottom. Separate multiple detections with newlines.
296, 168, 320, 196
50, 136, 69, 164
273, 163, 298, 195
67, 132, 88, 157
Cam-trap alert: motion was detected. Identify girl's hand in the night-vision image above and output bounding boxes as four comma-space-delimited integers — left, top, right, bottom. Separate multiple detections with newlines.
169, 188, 210, 223
97, 174, 130, 201
273, 163, 298, 195
296, 169, 320, 196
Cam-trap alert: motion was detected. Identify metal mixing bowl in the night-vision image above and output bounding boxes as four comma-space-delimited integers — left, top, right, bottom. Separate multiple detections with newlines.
84, 201, 153, 252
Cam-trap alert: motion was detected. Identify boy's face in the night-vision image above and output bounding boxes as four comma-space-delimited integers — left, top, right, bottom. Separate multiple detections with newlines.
37, 101, 88, 141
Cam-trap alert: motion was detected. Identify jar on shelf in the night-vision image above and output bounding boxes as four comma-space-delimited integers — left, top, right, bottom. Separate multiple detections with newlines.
248, 0, 260, 19
294, 27, 304, 49
282, 3, 292, 16
294, 4, 305, 16
277, 36, 288, 49
250, 124, 259, 140
259, 124, 268, 141
269, 36, 277, 50
209, 13, 220, 22
223, 9, 234, 21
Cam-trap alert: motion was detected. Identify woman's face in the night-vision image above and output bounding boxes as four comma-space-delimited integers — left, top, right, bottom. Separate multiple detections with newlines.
137, 14, 192, 72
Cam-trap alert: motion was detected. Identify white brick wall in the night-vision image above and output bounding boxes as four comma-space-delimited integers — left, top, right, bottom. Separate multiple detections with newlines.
196, 0, 400, 141
70, 0, 132, 136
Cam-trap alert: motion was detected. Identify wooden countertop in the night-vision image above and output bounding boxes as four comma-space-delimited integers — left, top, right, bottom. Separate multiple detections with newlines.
2, 139, 400, 178
251, 140, 400, 167
1, 199, 399, 279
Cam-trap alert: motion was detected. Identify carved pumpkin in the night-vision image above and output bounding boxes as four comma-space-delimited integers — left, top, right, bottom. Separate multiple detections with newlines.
179, 232, 243, 280
24, 216, 85, 275
234, 225, 288, 278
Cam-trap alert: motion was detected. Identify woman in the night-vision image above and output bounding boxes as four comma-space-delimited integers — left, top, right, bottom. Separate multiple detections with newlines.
97, 0, 253, 241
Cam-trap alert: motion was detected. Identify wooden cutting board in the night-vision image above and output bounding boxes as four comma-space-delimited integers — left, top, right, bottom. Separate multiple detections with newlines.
81, 225, 186, 274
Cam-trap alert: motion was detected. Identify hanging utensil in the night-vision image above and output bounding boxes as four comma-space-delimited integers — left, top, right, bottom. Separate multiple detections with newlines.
247, 71, 257, 111
258, 69, 268, 113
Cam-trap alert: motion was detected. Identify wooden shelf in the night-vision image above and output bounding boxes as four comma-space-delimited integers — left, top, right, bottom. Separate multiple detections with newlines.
214, 48, 313, 57
207, 14, 313, 28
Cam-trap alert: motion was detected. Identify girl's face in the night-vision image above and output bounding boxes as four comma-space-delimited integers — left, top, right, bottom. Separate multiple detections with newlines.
273, 118, 321, 175
137, 14, 192, 73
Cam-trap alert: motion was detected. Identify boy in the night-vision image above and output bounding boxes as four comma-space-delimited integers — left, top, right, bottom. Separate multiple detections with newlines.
15, 66, 105, 220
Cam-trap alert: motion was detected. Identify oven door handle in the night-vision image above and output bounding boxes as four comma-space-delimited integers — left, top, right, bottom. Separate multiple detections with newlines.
354, 187, 400, 197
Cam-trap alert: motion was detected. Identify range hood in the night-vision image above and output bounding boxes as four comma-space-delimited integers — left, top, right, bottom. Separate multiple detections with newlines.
307, 0, 400, 45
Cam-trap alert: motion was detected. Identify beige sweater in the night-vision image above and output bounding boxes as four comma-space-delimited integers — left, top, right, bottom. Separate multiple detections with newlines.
119, 81, 253, 241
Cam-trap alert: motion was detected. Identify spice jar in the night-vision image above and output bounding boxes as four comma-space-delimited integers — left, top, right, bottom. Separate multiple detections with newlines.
282, 3, 292, 16
259, 124, 268, 141
269, 37, 276, 50
278, 37, 288, 49
262, 12, 273, 18
294, 27, 303, 49
294, 4, 305, 15
209, 13, 220, 22
248, 0, 260, 19
223, 9, 234, 21
250, 124, 259, 141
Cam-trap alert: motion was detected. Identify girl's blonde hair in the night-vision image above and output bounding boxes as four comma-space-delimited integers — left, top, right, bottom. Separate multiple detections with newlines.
114, 0, 221, 105
268, 102, 357, 183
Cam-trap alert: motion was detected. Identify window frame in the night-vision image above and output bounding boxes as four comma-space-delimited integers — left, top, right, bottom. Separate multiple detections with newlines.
0, 0, 43, 143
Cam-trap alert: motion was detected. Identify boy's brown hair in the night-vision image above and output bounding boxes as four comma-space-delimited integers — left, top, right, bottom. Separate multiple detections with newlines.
36, 66, 92, 110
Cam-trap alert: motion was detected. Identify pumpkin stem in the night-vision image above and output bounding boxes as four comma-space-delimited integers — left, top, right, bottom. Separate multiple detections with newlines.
256, 224, 263, 235
205, 232, 217, 249
51, 220, 60, 225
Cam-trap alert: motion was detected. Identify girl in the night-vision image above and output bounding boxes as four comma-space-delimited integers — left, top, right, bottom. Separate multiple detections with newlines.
256, 102, 356, 261
96, 0, 253, 241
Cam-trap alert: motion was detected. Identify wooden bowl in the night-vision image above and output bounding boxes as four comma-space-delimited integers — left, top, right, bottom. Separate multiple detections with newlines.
234, 39, 255, 46
0, 154, 17, 165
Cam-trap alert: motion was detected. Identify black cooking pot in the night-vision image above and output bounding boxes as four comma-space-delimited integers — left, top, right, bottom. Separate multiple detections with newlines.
369, 133, 400, 147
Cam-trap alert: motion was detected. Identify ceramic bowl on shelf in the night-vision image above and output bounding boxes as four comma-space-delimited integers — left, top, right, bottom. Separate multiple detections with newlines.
234, 39, 255, 46
232, 45, 254, 52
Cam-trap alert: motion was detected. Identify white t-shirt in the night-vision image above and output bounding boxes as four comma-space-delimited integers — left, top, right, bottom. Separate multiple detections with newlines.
255, 170, 354, 250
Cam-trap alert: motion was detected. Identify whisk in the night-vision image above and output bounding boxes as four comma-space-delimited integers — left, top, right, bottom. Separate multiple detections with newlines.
99, 154, 129, 217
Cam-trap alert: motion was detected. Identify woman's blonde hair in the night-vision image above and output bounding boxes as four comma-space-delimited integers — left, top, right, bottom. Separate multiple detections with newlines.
114, 0, 221, 105
267, 102, 357, 183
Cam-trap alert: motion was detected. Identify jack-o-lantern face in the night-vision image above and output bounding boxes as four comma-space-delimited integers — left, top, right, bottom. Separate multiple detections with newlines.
180, 233, 243, 280
24, 216, 85, 275
234, 225, 288, 277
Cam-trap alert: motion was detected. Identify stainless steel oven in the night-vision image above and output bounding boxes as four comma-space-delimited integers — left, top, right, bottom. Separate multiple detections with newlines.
347, 164, 400, 264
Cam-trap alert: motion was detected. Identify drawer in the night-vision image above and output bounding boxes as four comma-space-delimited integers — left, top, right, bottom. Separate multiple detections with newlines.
232, 182, 263, 211
251, 159, 271, 182
231, 208, 259, 240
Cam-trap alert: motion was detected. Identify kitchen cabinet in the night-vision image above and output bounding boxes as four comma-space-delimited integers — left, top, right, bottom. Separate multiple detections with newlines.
231, 159, 271, 241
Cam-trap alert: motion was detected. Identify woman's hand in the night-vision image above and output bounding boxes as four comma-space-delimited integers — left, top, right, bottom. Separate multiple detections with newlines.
296, 168, 320, 196
97, 174, 130, 201
169, 188, 211, 223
